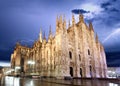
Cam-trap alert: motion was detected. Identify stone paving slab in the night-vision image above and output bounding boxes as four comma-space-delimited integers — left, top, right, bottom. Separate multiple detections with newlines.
41, 78, 120, 86
42, 79, 83, 86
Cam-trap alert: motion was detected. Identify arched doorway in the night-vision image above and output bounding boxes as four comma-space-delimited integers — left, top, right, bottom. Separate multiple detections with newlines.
70, 67, 73, 77
90, 66, 92, 77
80, 68, 82, 77
21, 57, 24, 73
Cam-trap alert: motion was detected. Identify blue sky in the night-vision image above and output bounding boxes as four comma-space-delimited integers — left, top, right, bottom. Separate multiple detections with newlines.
0, 0, 120, 67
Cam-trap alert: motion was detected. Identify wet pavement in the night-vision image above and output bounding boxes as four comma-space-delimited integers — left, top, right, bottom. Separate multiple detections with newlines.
0, 76, 120, 86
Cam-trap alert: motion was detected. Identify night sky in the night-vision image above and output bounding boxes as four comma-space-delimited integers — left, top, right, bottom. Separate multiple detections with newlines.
0, 0, 120, 67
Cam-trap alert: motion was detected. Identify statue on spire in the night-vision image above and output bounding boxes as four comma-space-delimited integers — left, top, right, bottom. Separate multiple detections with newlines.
79, 13, 84, 22
39, 28, 42, 42
63, 15, 66, 29
72, 14, 75, 25
42, 31, 46, 44
43, 31, 46, 40
48, 25, 52, 39
59, 15, 63, 24
59, 15, 63, 28
16, 42, 20, 47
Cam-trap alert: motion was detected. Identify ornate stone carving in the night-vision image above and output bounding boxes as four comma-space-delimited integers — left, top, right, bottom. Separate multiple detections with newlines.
11, 14, 107, 78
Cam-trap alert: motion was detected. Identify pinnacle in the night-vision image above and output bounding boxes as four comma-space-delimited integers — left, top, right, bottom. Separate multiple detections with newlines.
49, 25, 53, 39
79, 13, 84, 22
43, 31, 46, 40
89, 22, 94, 32
72, 14, 75, 25
95, 33, 99, 42
39, 27, 43, 42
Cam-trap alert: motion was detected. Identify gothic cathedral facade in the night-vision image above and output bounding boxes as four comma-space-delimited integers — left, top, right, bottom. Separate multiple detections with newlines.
11, 14, 107, 79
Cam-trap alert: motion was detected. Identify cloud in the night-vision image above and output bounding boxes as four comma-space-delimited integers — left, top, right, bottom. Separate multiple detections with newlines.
74, 3, 103, 20
101, 2, 111, 9
75, 1, 120, 53
112, 0, 118, 2
110, 8, 119, 12
100, 1, 119, 13
80, 3, 103, 12
0, 0, 120, 67
72, 9, 90, 14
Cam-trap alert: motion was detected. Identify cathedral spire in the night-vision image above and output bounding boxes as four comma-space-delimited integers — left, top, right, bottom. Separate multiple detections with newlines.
79, 13, 84, 22
59, 15, 63, 28
95, 33, 99, 42
63, 15, 66, 29
42, 31, 46, 44
56, 15, 59, 33
48, 25, 52, 39
72, 14, 75, 25
56, 15, 59, 27
48, 25, 53, 43
68, 19, 71, 28
43, 31, 46, 40
89, 22, 94, 32
39, 28, 42, 42
15, 42, 20, 49
16, 42, 20, 47
59, 15, 63, 24
16, 42, 20, 45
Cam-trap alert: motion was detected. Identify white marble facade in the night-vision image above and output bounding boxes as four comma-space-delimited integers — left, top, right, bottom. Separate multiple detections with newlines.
11, 14, 107, 79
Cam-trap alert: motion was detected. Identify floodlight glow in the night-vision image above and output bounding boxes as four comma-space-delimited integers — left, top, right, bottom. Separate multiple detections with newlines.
15, 66, 20, 69
112, 71, 115, 74
107, 71, 112, 73
27, 60, 35, 65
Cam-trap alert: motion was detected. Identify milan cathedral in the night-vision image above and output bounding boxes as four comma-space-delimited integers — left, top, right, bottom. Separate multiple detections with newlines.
11, 14, 107, 79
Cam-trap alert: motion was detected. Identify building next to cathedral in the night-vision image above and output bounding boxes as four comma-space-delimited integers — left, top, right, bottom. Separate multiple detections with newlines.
11, 14, 107, 79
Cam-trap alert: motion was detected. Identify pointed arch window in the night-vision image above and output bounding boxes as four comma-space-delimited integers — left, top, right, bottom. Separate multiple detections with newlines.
88, 49, 90, 55
69, 51, 72, 59
79, 54, 81, 61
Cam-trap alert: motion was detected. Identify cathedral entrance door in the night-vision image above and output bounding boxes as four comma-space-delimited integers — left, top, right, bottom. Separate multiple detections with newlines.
70, 67, 73, 77
21, 57, 24, 73
80, 68, 82, 77
90, 66, 92, 78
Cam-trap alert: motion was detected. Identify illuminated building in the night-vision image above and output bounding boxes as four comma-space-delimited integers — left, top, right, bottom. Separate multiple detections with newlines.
11, 14, 107, 79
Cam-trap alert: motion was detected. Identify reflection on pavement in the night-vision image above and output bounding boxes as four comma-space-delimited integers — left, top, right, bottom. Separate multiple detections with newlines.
0, 76, 119, 86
